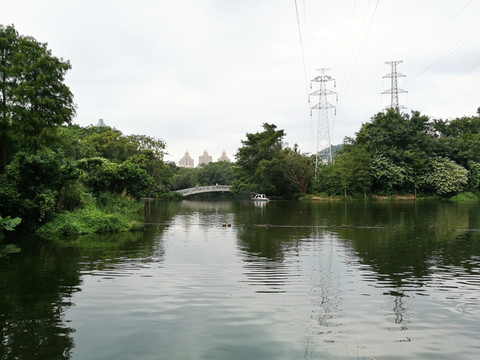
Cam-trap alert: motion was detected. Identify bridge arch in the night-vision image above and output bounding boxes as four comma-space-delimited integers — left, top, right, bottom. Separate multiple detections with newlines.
176, 185, 232, 197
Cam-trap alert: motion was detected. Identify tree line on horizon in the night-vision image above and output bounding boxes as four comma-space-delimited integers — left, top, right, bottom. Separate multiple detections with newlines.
226, 107, 480, 200
2, 24, 480, 233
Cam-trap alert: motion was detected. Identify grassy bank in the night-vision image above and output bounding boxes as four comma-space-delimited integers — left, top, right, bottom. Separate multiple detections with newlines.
38, 193, 144, 236
299, 192, 480, 201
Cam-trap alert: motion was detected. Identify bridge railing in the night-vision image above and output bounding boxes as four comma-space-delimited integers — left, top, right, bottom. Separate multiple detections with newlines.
176, 185, 231, 196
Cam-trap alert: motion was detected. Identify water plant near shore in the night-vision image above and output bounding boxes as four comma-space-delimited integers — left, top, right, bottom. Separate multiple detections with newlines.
37, 194, 143, 236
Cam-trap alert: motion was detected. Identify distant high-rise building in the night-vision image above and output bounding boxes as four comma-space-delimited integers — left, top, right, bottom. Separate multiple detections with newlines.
217, 150, 230, 162
97, 118, 107, 127
199, 149, 213, 165
179, 151, 194, 168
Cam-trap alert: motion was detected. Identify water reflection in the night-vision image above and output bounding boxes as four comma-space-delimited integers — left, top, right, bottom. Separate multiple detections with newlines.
232, 200, 480, 358
0, 235, 79, 359
1, 200, 480, 359
1, 206, 173, 360
335, 202, 480, 290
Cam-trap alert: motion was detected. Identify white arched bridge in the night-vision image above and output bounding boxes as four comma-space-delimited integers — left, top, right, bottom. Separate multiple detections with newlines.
176, 185, 232, 197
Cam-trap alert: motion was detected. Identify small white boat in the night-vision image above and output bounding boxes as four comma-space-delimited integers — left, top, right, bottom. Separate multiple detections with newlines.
252, 194, 269, 201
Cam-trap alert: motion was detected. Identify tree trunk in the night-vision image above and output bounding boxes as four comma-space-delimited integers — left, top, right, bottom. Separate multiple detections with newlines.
1, 132, 6, 173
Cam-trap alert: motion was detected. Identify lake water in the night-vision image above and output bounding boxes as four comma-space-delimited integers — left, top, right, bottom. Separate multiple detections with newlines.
1, 199, 479, 359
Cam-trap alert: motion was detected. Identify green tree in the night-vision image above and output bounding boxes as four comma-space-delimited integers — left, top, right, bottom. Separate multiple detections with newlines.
83, 129, 136, 163
0, 25, 75, 172
232, 123, 285, 194
433, 115, 480, 166
424, 157, 469, 195
282, 147, 314, 194
170, 167, 198, 191
56, 124, 113, 160
127, 134, 166, 160
371, 155, 411, 195
196, 161, 234, 186
255, 156, 296, 196
1, 150, 81, 228
129, 149, 173, 192
0, 25, 18, 173
334, 146, 372, 198
77, 157, 156, 199
311, 162, 343, 196
466, 160, 480, 192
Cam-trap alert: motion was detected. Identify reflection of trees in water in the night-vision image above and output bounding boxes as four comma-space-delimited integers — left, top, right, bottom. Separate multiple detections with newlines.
232, 200, 480, 356
233, 202, 347, 357
1, 206, 173, 360
153, 200, 237, 230
233, 200, 480, 296
336, 201, 480, 339
234, 200, 320, 262
337, 201, 480, 289
0, 236, 79, 359
179, 200, 235, 212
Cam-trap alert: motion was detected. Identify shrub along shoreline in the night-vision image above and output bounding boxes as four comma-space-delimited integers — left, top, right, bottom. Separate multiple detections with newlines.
37, 193, 144, 236
299, 191, 479, 201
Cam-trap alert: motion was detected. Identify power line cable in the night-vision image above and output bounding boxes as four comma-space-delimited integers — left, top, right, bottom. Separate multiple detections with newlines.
337, 0, 371, 110
294, 0, 310, 97
444, 0, 473, 29
409, 56, 480, 106
293, 0, 314, 154
407, 20, 480, 86
337, 0, 380, 112
407, 0, 473, 66
330, 0, 356, 141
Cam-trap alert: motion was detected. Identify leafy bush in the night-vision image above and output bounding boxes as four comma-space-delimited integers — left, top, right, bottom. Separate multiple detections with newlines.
77, 158, 156, 198
1, 215, 22, 235
449, 192, 478, 201
1, 150, 82, 228
95, 192, 143, 213
57, 182, 87, 211
37, 202, 143, 236
157, 191, 183, 200
423, 157, 469, 195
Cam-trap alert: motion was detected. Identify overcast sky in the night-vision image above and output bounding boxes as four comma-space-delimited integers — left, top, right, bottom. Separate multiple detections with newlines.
2, 1, 480, 164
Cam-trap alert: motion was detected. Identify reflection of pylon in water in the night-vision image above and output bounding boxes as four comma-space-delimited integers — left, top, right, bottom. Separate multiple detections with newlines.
309, 68, 337, 174
305, 233, 343, 357
382, 60, 407, 112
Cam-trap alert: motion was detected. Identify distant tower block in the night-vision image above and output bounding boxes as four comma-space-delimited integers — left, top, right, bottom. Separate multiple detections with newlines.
382, 60, 407, 112
217, 150, 230, 162
179, 151, 194, 168
198, 149, 213, 165
309, 68, 337, 173
97, 118, 107, 127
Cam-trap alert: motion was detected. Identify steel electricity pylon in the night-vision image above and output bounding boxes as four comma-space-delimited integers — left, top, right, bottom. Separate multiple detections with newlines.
382, 60, 407, 112
309, 68, 337, 174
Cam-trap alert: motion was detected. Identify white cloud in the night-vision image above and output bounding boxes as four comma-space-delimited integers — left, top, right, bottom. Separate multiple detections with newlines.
2, 0, 480, 163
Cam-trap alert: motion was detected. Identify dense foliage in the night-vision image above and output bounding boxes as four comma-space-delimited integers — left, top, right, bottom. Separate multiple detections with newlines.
1, 25, 75, 172
2, 24, 480, 237
170, 161, 234, 191
316, 108, 480, 198
0, 25, 174, 232
232, 123, 314, 198
37, 193, 144, 236
0, 123, 171, 230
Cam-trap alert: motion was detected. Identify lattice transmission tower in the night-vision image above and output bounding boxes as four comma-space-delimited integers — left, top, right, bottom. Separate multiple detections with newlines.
382, 60, 407, 112
309, 68, 337, 174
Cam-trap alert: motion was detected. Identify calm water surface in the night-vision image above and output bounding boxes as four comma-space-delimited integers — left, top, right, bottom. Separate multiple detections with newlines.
1, 200, 480, 359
